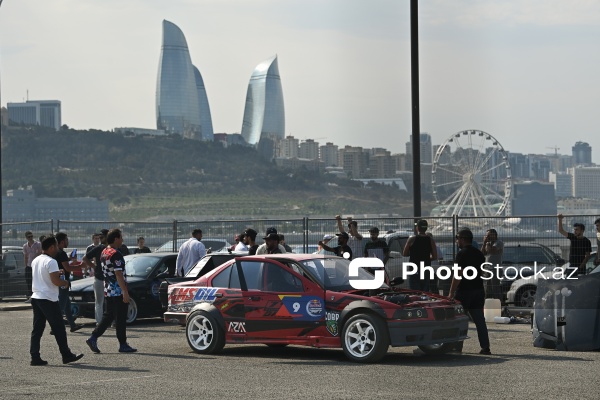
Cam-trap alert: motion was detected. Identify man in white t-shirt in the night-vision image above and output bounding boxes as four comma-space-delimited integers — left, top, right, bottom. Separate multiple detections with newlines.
176, 229, 207, 276
30, 235, 84, 366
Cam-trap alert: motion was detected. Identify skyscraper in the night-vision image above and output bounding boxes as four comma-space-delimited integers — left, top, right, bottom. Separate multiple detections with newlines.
572, 141, 592, 165
241, 55, 285, 146
156, 20, 213, 141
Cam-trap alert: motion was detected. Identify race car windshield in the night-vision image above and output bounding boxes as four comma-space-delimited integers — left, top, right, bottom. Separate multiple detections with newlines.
298, 257, 388, 291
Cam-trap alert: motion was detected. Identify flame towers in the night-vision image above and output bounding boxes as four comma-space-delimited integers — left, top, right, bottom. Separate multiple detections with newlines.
156, 20, 213, 141
241, 55, 285, 146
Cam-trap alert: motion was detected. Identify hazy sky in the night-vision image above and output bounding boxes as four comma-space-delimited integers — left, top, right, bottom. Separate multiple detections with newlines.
1, 0, 599, 162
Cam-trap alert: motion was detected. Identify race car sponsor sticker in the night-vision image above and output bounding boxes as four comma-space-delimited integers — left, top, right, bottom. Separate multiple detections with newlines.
279, 295, 324, 321
326, 311, 340, 336
228, 321, 246, 333
194, 287, 218, 302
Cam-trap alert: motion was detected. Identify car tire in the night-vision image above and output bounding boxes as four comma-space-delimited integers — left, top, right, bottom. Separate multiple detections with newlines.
341, 313, 389, 363
516, 285, 536, 308
126, 297, 138, 324
418, 342, 459, 355
186, 311, 225, 354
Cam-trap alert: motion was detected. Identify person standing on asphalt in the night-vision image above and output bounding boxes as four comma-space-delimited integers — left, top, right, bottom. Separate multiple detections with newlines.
449, 228, 491, 355
82, 229, 108, 325
133, 236, 151, 254
244, 229, 259, 255
86, 229, 137, 354
363, 226, 390, 264
175, 229, 206, 277
29, 235, 84, 366
54, 232, 83, 332
594, 218, 600, 267
23, 231, 42, 302
481, 228, 504, 300
557, 214, 592, 275
403, 219, 438, 292
319, 231, 353, 260
336, 215, 364, 260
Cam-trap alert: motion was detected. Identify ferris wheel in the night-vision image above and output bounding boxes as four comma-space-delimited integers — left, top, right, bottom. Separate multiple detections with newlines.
431, 130, 512, 217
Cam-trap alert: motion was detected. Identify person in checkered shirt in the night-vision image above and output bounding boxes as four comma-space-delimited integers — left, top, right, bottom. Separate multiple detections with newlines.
85, 229, 137, 354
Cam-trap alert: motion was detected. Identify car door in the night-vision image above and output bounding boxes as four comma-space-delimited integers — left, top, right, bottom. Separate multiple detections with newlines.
238, 260, 324, 341
0, 251, 26, 297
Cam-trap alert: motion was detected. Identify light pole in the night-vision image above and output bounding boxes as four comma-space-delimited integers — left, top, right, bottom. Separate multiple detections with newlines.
410, 0, 422, 218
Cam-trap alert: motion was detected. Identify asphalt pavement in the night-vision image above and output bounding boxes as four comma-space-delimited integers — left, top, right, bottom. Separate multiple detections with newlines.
1, 301, 598, 400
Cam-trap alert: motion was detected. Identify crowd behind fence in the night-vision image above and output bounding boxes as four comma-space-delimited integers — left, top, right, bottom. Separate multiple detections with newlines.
3, 214, 599, 263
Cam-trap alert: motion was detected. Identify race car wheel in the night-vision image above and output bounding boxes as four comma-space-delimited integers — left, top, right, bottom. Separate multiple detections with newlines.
126, 297, 138, 324
342, 313, 389, 363
418, 342, 459, 355
186, 311, 225, 354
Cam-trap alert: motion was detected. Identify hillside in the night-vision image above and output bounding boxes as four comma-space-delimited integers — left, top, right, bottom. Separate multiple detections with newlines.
1, 126, 427, 220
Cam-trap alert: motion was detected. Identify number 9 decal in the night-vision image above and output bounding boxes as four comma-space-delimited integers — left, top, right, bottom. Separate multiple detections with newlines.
292, 302, 301, 313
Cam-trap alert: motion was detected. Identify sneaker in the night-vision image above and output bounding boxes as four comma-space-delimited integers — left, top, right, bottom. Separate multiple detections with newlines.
118, 343, 137, 353
479, 348, 492, 355
25, 297, 32, 303
30, 358, 48, 366
86, 337, 101, 353
62, 353, 84, 364
70, 324, 84, 332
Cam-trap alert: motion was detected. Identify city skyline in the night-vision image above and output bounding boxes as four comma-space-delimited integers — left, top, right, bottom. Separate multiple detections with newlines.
1, 1, 599, 162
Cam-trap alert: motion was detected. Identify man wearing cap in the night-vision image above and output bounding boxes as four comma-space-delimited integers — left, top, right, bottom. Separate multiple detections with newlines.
244, 229, 259, 255
403, 219, 438, 291
256, 227, 285, 254
255, 228, 287, 254
176, 229, 206, 277
336, 215, 364, 261
319, 231, 353, 260
449, 228, 491, 355
363, 227, 390, 264
82, 229, 108, 325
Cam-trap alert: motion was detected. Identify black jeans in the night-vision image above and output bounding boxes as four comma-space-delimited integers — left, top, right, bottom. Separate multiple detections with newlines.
58, 287, 76, 328
25, 266, 33, 297
455, 288, 490, 350
91, 295, 128, 344
30, 298, 72, 360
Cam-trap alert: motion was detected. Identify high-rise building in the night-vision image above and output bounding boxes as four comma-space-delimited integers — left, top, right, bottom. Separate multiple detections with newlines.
320, 142, 339, 167
241, 55, 285, 146
572, 141, 592, 165
569, 166, 600, 198
299, 139, 319, 160
156, 20, 213, 140
278, 136, 299, 158
405, 132, 433, 170
7, 100, 61, 130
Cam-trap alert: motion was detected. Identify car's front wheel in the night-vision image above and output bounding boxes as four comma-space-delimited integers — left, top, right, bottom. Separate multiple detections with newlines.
516, 285, 536, 308
186, 311, 225, 354
341, 313, 389, 363
126, 297, 138, 324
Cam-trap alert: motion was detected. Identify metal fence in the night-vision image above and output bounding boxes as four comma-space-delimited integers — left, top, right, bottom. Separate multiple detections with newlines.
3, 214, 598, 261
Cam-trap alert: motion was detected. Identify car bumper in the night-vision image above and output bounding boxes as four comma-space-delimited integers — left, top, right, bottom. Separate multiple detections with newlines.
387, 316, 469, 347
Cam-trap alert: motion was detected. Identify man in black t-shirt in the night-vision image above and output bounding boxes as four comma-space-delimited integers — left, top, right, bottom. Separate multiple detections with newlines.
558, 214, 592, 275
82, 229, 108, 325
449, 228, 490, 355
403, 219, 438, 291
53, 232, 83, 332
320, 231, 353, 260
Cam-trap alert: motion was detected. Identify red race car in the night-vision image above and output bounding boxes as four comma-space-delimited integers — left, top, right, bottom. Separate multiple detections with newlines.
164, 254, 469, 363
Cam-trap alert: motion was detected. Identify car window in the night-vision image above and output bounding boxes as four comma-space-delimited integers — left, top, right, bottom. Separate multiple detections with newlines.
263, 263, 303, 292
211, 265, 232, 288
4, 253, 17, 269
388, 237, 407, 253
124, 256, 158, 276
233, 261, 262, 290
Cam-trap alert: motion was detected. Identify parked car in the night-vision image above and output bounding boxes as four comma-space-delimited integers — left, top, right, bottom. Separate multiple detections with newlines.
154, 238, 231, 253
158, 252, 244, 310
506, 252, 596, 308
164, 253, 469, 363
0, 246, 27, 299
69, 252, 178, 323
